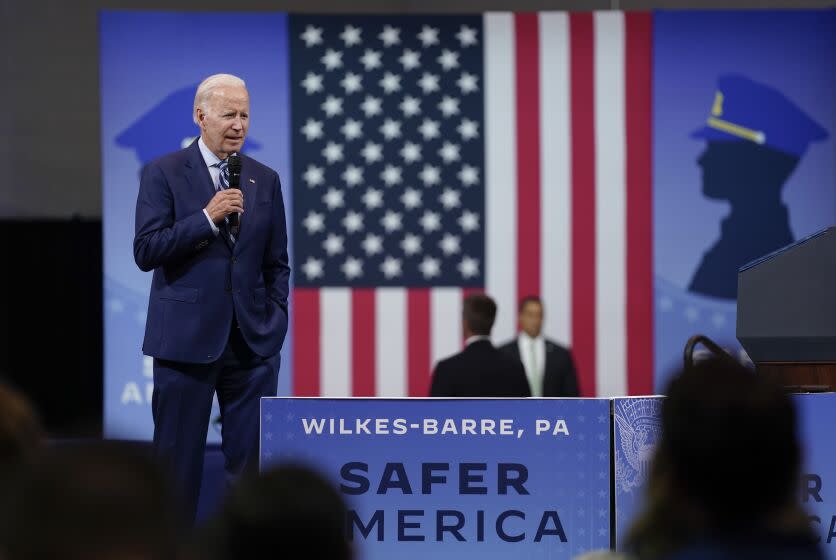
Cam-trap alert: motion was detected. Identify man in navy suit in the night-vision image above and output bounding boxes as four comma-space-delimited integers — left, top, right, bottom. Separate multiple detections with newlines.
134, 74, 289, 521
499, 296, 579, 397
429, 294, 531, 398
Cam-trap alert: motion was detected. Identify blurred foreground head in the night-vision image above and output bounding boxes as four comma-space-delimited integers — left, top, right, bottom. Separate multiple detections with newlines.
204, 464, 352, 560
626, 358, 814, 558
0, 442, 183, 560
0, 382, 43, 478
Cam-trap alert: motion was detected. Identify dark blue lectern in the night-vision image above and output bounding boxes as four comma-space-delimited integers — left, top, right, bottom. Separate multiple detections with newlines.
737, 227, 836, 391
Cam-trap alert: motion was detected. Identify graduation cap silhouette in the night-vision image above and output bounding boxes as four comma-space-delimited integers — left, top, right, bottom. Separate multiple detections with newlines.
115, 84, 262, 166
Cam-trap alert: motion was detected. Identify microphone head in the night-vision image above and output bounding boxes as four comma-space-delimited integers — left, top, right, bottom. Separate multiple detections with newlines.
227, 152, 242, 190
227, 153, 242, 173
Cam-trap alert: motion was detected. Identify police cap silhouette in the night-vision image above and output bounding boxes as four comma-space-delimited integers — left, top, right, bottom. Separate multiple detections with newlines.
691, 74, 828, 156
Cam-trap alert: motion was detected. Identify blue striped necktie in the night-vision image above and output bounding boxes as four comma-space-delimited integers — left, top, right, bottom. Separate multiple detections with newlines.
215, 159, 237, 244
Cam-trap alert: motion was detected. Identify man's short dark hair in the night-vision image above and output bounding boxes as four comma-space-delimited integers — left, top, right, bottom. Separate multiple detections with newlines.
518, 295, 543, 314
463, 294, 497, 336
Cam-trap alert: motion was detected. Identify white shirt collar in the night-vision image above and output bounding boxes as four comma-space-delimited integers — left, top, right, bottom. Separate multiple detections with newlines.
197, 136, 222, 168
465, 335, 491, 346
519, 331, 543, 344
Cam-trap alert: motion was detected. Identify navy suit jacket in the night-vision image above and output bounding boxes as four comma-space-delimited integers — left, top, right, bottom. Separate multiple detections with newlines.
429, 340, 531, 398
134, 139, 290, 364
499, 337, 580, 397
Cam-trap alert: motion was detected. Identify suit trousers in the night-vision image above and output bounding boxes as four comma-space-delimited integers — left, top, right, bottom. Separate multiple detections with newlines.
151, 323, 279, 523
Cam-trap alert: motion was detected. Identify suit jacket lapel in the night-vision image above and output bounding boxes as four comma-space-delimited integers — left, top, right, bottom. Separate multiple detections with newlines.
184, 140, 217, 200
184, 140, 232, 253
510, 339, 522, 363
543, 342, 556, 394
233, 161, 258, 255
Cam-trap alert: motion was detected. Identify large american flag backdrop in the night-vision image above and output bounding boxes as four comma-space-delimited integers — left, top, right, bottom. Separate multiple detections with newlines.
289, 12, 653, 399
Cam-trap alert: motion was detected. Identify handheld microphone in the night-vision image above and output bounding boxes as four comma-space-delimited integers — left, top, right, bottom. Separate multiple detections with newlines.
227, 153, 242, 231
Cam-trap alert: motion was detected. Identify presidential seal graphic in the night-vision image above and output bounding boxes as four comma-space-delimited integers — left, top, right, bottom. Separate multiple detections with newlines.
614, 398, 663, 494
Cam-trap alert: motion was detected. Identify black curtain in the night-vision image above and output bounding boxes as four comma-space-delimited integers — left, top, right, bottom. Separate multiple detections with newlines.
0, 220, 103, 437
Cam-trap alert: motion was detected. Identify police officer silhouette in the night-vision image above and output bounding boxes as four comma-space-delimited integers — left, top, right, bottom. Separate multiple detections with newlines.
689, 75, 828, 299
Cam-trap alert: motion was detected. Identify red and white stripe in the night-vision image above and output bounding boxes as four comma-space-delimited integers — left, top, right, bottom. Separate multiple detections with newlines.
293, 11, 654, 398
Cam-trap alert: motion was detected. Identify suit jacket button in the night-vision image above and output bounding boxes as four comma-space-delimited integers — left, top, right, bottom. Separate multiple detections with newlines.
231, 257, 237, 264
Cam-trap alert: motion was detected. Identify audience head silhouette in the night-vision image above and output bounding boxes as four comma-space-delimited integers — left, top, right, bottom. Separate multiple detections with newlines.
204, 464, 352, 560
0, 442, 183, 560
626, 358, 821, 559
0, 382, 43, 479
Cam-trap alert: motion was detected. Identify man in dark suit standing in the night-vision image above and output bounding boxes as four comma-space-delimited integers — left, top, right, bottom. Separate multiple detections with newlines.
429, 294, 530, 398
134, 74, 290, 521
499, 296, 579, 397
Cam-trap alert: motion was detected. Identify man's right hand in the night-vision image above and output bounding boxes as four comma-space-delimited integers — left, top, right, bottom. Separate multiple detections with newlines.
205, 189, 244, 224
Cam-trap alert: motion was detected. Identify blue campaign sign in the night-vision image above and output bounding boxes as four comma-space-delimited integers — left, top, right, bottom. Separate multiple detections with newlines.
613, 394, 836, 557
261, 398, 611, 559
796, 393, 836, 554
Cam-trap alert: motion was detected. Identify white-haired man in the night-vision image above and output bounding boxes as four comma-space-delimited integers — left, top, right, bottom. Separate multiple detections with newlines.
134, 74, 290, 522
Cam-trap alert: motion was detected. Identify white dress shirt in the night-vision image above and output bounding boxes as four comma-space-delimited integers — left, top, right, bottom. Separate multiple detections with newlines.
518, 333, 545, 397
198, 136, 222, 236
464, 335, 491, 346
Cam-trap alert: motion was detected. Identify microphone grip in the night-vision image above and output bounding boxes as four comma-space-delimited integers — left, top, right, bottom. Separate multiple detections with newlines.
227, 154, 242, 230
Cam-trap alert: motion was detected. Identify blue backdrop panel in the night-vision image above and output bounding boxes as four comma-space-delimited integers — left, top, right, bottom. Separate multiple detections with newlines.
653, 10, 836, 391
262, 398, 612, 559
614, 394, 836, 556
100, 11, 293, 440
